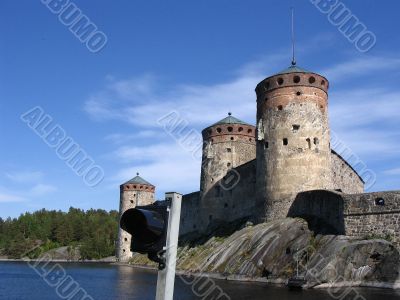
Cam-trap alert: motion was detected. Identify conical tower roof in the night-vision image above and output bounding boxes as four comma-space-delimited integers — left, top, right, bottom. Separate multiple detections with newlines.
123, 173, 154, 186
209, 113, 251, 127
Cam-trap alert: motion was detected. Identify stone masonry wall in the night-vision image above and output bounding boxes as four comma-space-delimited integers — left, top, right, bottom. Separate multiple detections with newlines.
331, 150, 364, 194
343, 191, 400, 247
198, 159, 258, 235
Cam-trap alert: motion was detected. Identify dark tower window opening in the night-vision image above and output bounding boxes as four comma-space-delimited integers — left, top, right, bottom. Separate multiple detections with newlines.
230, 137, 234, 141
292, 125, 300, 132
375, 198, 385, 206
123, 249, 126, 253
227, 162, 231, 167
228, 126, 233, 132
226, 148, 232, 152
238, 127, 243, 132
249, 138, 252, 142
306, 138, 311, 149
296, 91, 301, 96
217, 127, 222, 133
314, 137, 319, 145
283, 138, 288, 146
309, 76, 316, 84
293, 76, 300, 83
278, 105, 283, 111
211, 138, 214, 143
130, 200, 133, 204
124, 238, 128, 242
321, 80, 326, 86
248, 129, 252, 133
265, 141, 269, 149
264, 97, 268, 101
277, 78, 284, 85
133, 185, 136, 189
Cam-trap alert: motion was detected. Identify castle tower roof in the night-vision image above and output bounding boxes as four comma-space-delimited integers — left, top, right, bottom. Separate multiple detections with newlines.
276, 65, 310, 75
209, 113, 251, 127
123, 173, 154, 187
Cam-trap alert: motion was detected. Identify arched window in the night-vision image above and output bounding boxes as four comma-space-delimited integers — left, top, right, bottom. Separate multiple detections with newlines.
375, 198, 385, 206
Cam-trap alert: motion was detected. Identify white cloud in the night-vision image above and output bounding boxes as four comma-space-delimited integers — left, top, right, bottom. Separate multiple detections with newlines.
0, 193, 26, 203
110, 142, 201, 196
5, 171, 43, 183
321, 56, 400, 82
30, 184, 57, 196
383, 168, 400, 176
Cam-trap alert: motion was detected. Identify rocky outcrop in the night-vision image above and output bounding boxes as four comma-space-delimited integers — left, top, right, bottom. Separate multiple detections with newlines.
131, 218, 400, 288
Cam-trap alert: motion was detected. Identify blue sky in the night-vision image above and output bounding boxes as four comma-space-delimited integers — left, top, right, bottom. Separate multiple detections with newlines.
1, 0, 399, 218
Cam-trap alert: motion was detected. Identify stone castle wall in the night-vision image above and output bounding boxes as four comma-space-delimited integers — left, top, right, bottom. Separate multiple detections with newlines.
180, 159, 258, 238
343, 191, 400, 247
288, 190, 400, 248
331, 150, 364, 194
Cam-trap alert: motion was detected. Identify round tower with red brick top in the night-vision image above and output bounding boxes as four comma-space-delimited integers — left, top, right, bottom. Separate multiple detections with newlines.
255, 65, 333, 221
117, 173, 155, 262
200, 113, 256, 197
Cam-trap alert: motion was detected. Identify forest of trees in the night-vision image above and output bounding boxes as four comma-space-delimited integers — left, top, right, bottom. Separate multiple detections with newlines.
0, 208, 119, 260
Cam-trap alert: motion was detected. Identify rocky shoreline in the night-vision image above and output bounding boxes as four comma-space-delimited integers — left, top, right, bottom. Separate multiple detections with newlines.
129, 218, 400, 290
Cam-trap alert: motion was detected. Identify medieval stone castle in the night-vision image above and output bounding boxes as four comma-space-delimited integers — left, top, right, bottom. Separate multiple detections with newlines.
117, 63, 400, 262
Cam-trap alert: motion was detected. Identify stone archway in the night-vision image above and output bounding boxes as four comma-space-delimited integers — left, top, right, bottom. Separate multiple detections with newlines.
287, 190, 345, 235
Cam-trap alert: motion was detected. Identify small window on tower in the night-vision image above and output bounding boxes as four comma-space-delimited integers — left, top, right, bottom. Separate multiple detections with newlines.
314, 137, 319, 145
283, 138, 288, 146
306, 138, 311, 149
227, 162, 231, 167
293, 76, 300, 83
265, 141, 269, 149
226, 148, 232, 152
292, 125, 300, 132
278, 105, 283, 111
375, 198, 385, 206
277, 78, 284, 85
309, 76, 316, 84
228, 127, 233, 132
238, 127, 243, 132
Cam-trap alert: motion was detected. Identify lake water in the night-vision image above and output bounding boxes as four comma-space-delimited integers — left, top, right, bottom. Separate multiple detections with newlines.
0, 262, 399, 300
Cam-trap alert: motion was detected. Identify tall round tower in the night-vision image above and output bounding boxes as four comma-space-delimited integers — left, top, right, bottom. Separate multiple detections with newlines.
117, 173, 155, 262
255, 65, 332, 221
200, 113, 256, 197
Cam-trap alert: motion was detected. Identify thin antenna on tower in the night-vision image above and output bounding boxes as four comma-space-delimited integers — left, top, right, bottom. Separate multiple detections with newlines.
291, 7, 296, 66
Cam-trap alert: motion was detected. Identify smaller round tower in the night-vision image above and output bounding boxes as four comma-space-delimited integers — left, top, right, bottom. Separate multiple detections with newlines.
199, 113, 256, 232
200, 113, 256, 196
117, 173, 155, 262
